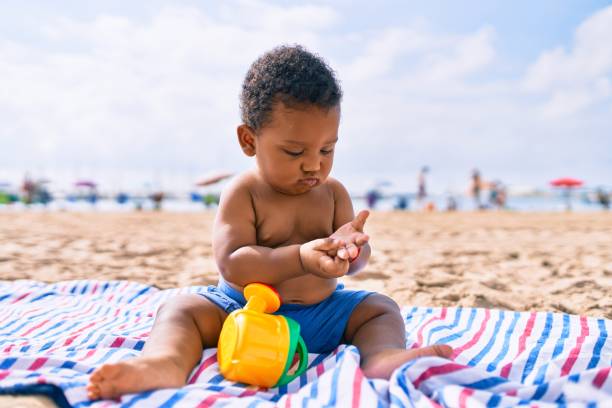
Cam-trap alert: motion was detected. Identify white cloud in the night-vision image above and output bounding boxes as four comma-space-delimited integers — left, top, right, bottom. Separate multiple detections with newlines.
523, 5, 612, 116
0, 2, 610, 193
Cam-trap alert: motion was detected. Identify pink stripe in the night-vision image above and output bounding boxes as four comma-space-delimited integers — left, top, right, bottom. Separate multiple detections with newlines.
20, 319, 50, 337
351, 367, 364, 408
20, 306, 46, 319
592, 366, 610, 389
188, 354, 218, 384
452, 309, 490, 358
28, 357, 49, 370
561, 316, 589, 376
110, 337, 126, 347
0, 370, 9, 381
458, 388, 475, 408
69, 321, 97, 336
500, 312, 537, 378
196, 391, 234, 407
316, 362, 325, 377
413, 362, 467, 389
91, 282, 99, 294
239, 389, 258, 397
412, 308, 447, 349
63, 335, 78, 346
11, 292, 31, 304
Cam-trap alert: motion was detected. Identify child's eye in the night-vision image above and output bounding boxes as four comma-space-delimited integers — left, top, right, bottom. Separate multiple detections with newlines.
321, 149, 334, 155
283, 149, 303, 157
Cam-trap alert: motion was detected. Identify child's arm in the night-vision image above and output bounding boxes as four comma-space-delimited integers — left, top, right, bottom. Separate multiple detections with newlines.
213, 177, 347, 286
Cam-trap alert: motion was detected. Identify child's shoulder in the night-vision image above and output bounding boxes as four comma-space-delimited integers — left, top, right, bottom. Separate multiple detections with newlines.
323, 177, 350, 199
217, 171, 257, 207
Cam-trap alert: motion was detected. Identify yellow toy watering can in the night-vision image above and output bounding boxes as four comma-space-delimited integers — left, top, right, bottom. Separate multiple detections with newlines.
217, 283, 308, 387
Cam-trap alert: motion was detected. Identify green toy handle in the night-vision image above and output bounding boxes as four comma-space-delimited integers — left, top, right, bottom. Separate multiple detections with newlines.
276, 336, 308, 386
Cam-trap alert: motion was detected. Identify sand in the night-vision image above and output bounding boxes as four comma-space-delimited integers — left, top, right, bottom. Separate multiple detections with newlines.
1, 211, 611, 406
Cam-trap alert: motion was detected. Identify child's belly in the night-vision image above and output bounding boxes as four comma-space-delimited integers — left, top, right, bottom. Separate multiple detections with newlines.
275, 275, 337, 305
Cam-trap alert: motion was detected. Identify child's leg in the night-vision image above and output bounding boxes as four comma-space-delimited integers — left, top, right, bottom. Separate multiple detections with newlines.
87, 294, 227, 399
344, 294, 452, 380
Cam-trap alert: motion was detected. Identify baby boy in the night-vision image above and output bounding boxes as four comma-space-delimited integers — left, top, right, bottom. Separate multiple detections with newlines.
87, 45, 451, 399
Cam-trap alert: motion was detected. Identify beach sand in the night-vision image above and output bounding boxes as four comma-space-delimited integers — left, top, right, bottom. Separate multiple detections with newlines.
1, 211, 611, 406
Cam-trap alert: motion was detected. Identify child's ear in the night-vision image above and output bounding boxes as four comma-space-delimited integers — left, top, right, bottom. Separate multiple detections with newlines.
237, 125, 256, 157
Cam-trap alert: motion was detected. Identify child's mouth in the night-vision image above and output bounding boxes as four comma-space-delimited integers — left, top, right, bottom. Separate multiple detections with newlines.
299, 178, 319, 187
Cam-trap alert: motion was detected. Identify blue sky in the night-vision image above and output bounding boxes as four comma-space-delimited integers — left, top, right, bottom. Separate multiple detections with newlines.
1, 0, 611, 194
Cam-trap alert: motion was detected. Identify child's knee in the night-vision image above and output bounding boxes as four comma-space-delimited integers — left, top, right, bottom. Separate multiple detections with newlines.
363, 293, 401, 316
157, 294, 223, 322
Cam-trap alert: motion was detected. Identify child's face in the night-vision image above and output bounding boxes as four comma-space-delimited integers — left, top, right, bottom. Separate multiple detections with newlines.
246, 103, 340, 195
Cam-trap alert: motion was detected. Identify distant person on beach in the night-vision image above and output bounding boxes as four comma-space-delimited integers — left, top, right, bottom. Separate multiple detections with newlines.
446, 195, 458, 211
365, 188, 380, 209
471, 168, 482, 209
21, 174, 35, 205
596, 188, 610, 210
87, 45, 451, 399
417, 166, 428, 203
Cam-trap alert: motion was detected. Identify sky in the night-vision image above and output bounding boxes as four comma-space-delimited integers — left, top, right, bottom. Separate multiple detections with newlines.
1, 0, 611, 194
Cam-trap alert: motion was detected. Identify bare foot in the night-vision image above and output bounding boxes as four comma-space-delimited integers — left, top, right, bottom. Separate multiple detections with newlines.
87, 356, 187, 400
361, 345, 453, 379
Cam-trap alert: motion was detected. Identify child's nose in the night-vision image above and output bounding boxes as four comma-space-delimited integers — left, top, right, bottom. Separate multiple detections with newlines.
301, 154, 321, 173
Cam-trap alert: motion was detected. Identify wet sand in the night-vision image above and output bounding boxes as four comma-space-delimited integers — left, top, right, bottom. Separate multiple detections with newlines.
1, 211, 611, 406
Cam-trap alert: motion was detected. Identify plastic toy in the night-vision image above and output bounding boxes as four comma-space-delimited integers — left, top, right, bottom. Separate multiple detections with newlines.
217, 283, 308, 387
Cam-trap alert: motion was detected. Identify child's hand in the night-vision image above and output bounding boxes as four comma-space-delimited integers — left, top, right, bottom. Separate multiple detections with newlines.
299, 238, 350, 278
330, 210, 370, 261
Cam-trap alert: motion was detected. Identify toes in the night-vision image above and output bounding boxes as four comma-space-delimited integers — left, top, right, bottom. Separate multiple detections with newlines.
86, 382, 102, 400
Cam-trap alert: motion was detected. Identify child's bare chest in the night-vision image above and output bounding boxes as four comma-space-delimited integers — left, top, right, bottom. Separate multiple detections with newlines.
252, 189, 335, 247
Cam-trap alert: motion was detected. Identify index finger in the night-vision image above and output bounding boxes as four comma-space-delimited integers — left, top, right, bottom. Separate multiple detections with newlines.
351, 210, 370, 232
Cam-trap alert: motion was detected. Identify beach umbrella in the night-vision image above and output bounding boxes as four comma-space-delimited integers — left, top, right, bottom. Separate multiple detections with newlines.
550, 177, 583, 188
195, 172, 233, 187
550, 177, 584, 210
75, 180, 97, 188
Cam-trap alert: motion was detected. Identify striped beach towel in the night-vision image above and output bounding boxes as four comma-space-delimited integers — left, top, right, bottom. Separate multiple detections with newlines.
0, 280, 610, 407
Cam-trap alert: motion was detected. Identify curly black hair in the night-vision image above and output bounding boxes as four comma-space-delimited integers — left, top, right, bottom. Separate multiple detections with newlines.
240, 45, 342, 132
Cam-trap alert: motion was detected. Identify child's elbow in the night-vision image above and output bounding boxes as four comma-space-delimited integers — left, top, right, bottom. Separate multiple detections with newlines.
216, 251, 248, 286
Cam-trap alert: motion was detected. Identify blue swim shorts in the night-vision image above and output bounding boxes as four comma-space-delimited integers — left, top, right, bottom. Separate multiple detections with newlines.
200, 279, 372, 354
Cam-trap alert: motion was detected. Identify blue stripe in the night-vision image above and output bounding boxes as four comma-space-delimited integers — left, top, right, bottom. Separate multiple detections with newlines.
427, 308, 464, 345
533, 313, 570, 384
437, 308, 477, 344
487, 311, 520, 372
587, 319, 607, 369
60, 361, 76, 370
93, 348, 121, 365
532, 383, 548, 399
521, 312, 553, 382
326, 348, 346, 407
158, 388, 188, 407
403, 306, 419, 325
486, 394, 502, 407
209, 374, 225, 383
0, 294, 11, 302
29, 292, 55, 302
0, 357, 17, 369
39, 341, 55, 351
121, 390, 155, 407
463, 376, 508, 389
468, 310, 505, 366
127, 287, 151, 303
34, 321, 66, 338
